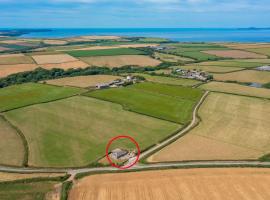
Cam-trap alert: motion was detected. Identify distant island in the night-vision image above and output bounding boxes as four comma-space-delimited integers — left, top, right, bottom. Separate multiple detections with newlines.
0, 29, 52, 37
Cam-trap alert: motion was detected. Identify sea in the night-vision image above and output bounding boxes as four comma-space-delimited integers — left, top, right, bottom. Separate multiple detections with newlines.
19, 28, 270, 42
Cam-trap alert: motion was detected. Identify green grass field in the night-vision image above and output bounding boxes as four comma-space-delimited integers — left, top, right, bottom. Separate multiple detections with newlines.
0, 116, 24, 166
66, 48, 147, 57
247, 48, 270, 56
137, 37, 169, 43
198, 60, 265, 68
0, 83, 85, 112
5, 96, 180, 167
86, 82, 203, 124
0, 181, 58, 200
134, 73, 201, 86
170, 50, 220, 61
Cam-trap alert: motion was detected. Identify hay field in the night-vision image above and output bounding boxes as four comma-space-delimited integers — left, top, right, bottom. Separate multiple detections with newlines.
40, 61, 89, 69
134, 73, 200, 86
43, 39, 68, 45
87, 82, 203, 124
0, 172, 65, 182
0, 180, 60, 200
0, 64, 38, 77
32, 54, 78, 64
213, 70, 270, 84
79, 55, 161, 68
0, 55, 34, 65
181, 65, 243, 73
0, 116, 24, 166
69, 168, 270, 200
198, 60, 266, 68
0, 83, 84, 112
200, 81, 270, 99
149, 93, 270, 162
154, 52, 194, 62
203, 50, 267, 59
4, 96, 180, 167
45, 75, 121, 88
247, 48, 270, 56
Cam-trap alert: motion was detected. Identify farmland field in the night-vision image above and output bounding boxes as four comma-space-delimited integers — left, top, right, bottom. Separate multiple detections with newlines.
0, 172, 65, 182
223, 43, 270, 49
202, 50, 267, 58
0, 181, 60, 200
66, 48, 147, 57
39, 60, 89, 69
45, 75, 121, 88
213, 70, 270, 84
0, 64, 38, 77
172, 50, 219, 61
0, 83, 84, 112
154, 52, 194, 62
0, 47, 10, 51
69, 168, 270, 200
0, 116, 24, 166
200, 81, 270, 99
198, 60, 266, 68
32, 54, 78, 64
4, 96, 180, 167
0, 55, 34, 65
86, 82, 203, 124
79, 55, 161, 67
149, 93, 270, 162
246, 47, 270, 56
180, 65, 243, 73
134, 73, 201, 86
75, 44, 158, 51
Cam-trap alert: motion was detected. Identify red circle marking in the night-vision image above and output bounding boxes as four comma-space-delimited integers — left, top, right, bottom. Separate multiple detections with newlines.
106, 135, 140, 170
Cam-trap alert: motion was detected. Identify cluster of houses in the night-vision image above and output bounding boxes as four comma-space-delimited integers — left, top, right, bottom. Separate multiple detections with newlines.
110, 148, 136, 161
173, 68, 210, 81
96, 75, 139, 89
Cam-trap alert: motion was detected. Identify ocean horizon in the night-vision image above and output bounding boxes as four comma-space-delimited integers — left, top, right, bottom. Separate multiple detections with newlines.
15, 28, 270, 42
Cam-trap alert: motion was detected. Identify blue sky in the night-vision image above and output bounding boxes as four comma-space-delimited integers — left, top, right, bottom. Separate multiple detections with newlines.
1, 0, 270, 28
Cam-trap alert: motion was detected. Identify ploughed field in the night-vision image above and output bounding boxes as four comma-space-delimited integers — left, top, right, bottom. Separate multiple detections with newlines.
86, 82, 203, 124
4, 95, 180, 167
69, 168, 270, 200
149, 93, 270, 162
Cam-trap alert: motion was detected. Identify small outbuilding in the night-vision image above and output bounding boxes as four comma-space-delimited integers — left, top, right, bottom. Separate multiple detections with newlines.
110, 148, 128, 160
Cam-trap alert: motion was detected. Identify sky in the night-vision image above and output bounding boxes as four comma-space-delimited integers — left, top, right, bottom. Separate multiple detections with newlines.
1, 0, 270, 28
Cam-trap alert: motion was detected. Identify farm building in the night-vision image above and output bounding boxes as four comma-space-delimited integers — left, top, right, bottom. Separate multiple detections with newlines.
110, 148, 128, 160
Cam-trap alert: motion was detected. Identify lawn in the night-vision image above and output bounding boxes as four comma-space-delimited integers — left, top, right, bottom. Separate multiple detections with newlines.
86, 82, 203, 124
0, 83, 85, 112
0, 116, 24, 166
66, 48, 147, 57
134, 73, 201, 86
4, 96, 180, 167
149, 93, 270, 162
0, 181, 59, 200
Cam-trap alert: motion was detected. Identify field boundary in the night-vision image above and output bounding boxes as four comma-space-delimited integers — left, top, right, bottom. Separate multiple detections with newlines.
0, 115, 29, 167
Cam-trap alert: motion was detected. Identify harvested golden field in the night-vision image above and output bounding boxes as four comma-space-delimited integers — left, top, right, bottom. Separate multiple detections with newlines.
32, 54, 78, 64
0, 55, 34, 65
0, 53, 25, 58
74, 44, 158, 51
0, 172, 65, 182
40, 60, 89, 69
213, 70, 270, 84
79, 55, 161, 68
202, 50, 267, 59
149, 93, 270, 162
45, 75, 121, 87
0, 116, 24, 166
0, 40, 26, 44
43, 39, 68, 45
69, 168, 270, 200
200, 81, 270, 99
0, 64, 38, 77
154, 52, 194, 62
181, 65, 243, 73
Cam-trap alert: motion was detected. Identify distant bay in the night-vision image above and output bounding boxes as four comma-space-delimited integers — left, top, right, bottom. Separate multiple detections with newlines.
18, 28, 270, 42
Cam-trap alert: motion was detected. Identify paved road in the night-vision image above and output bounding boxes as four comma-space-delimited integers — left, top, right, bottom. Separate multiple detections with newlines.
140, 91, 209, 160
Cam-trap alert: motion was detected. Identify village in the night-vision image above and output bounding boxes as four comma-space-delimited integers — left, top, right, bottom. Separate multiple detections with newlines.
172, 68, 212, 81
